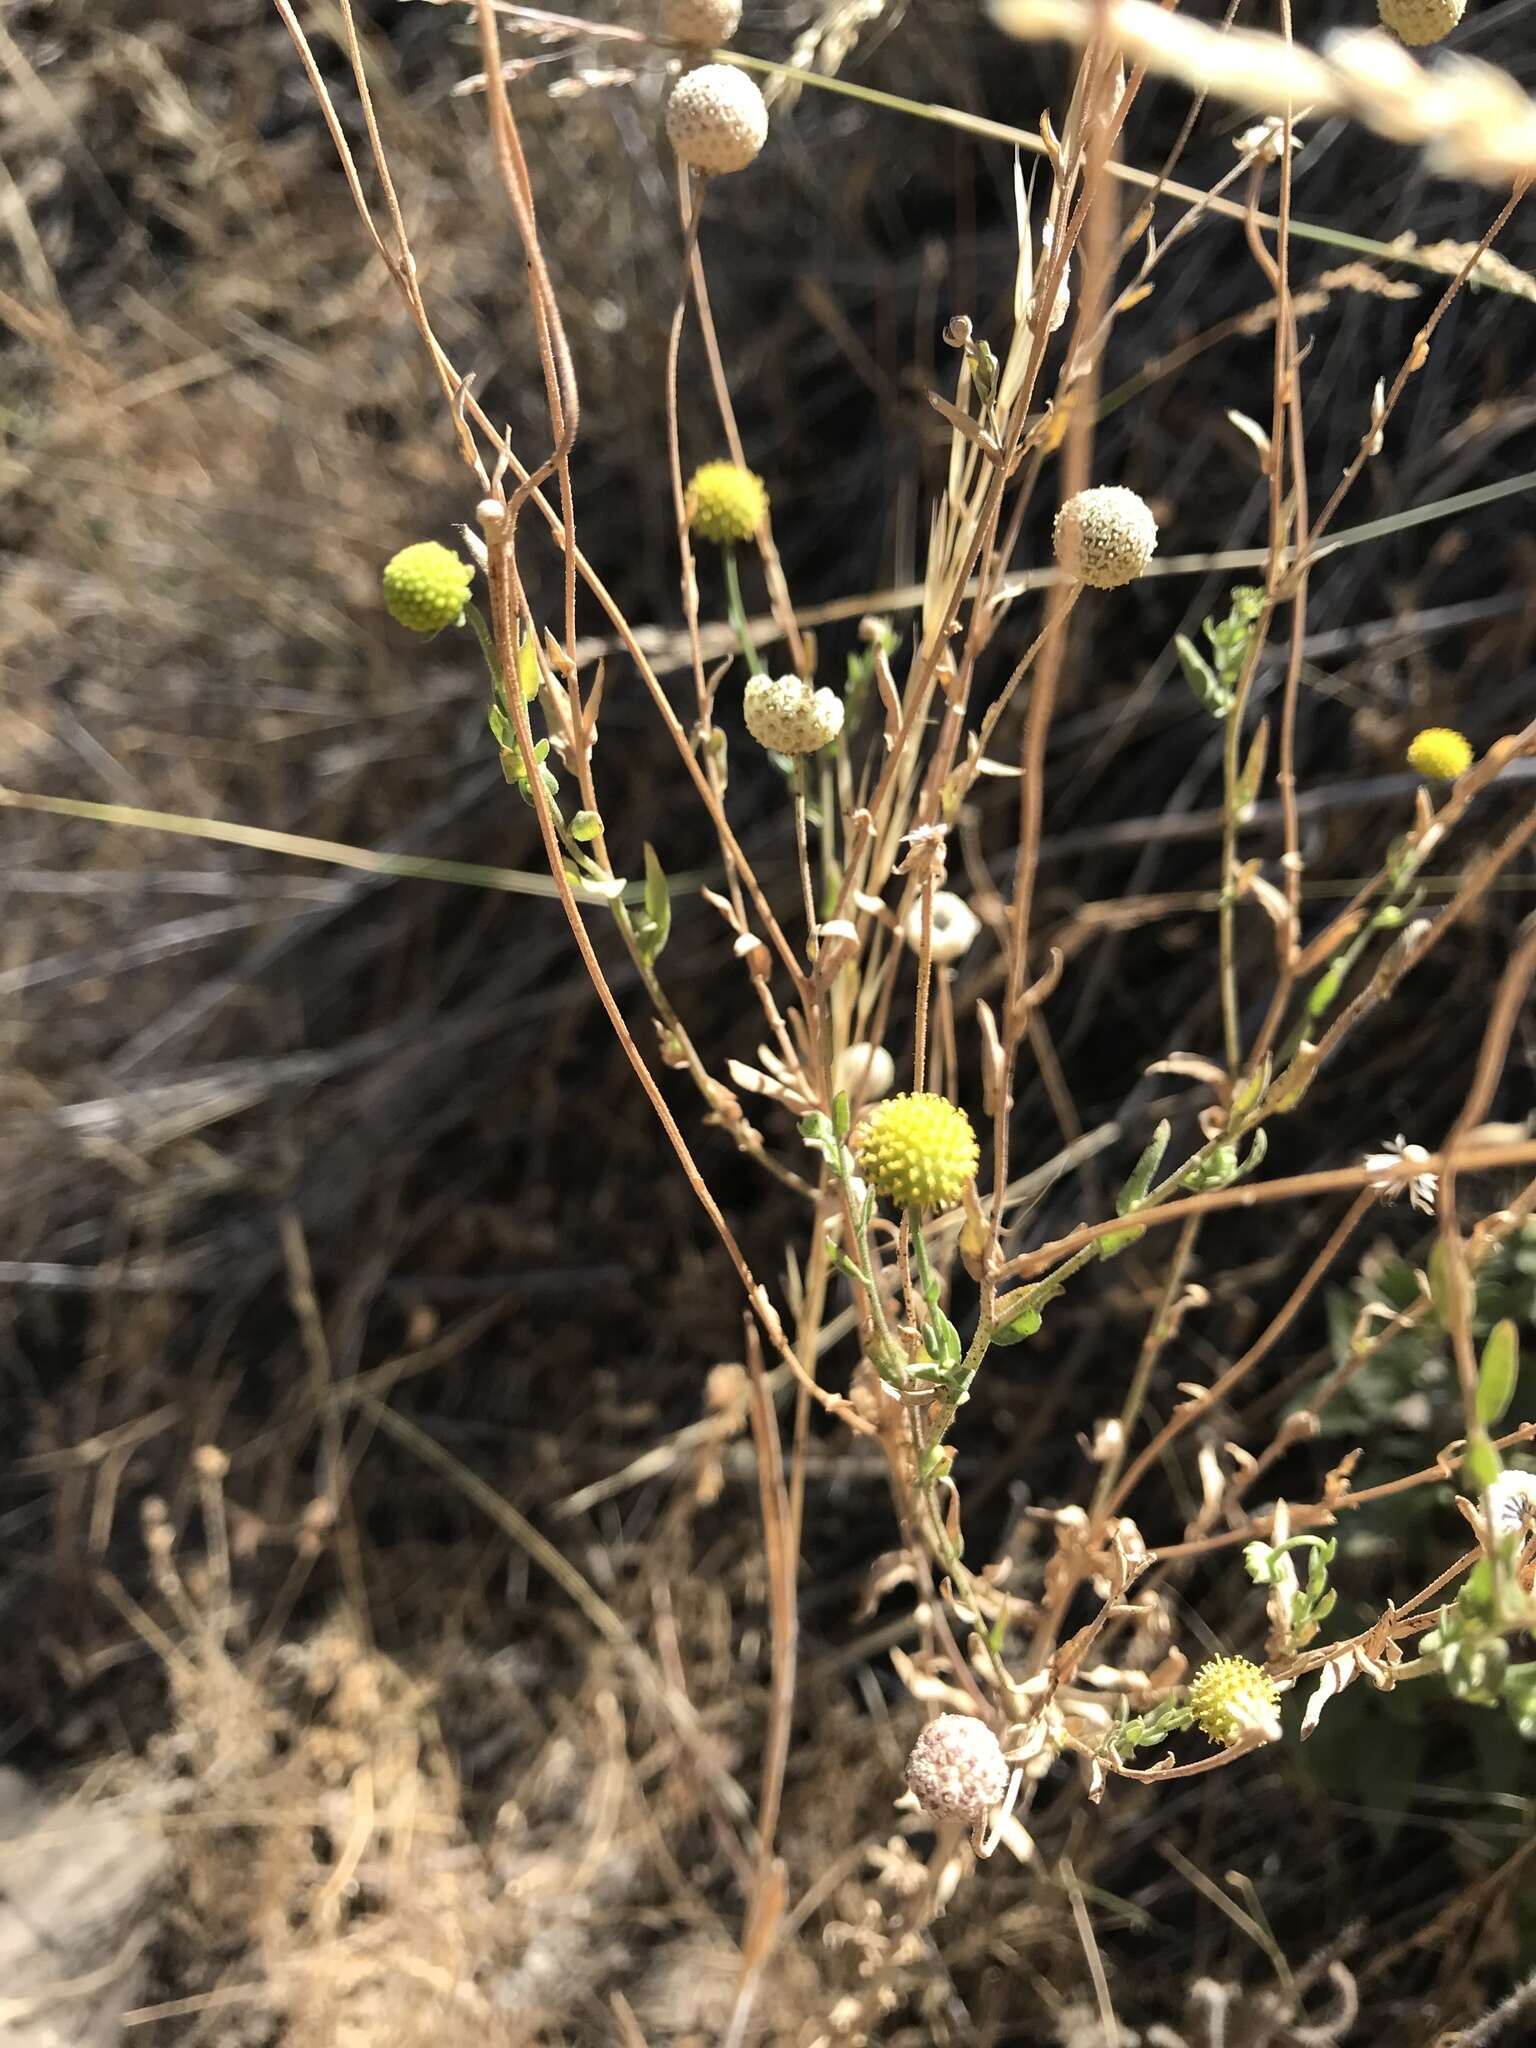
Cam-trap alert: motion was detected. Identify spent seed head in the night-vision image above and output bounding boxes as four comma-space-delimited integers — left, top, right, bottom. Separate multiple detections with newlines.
666, 64, 769, 175
1053, 485, 1159, 589
743, 673, 845, 755
905, 1713, 1010, 1821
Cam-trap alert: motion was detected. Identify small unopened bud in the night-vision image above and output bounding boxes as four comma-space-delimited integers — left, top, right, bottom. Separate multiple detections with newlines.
1089, 1417, 1124, 1463
1268, 1040, 1322, 1114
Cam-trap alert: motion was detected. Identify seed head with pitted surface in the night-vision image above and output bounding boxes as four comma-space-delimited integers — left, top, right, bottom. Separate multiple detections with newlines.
905, 1714, 1010, 1821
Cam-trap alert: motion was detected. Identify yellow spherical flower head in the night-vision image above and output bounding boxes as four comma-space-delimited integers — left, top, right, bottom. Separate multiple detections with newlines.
1406, 726, 1473, 783
852, 1092, 980, 1212
1188, 1655, 1281, 1748
382, 541, 474, 635
686, 461, 769, 547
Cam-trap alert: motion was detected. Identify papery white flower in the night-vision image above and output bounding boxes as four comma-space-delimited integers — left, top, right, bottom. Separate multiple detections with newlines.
899, 822, 950, 858
1486, 1470, 1536, 1538
902, 890, 982, 964
1235, 116, 1302, 163
1363, 1133, 1437, 1213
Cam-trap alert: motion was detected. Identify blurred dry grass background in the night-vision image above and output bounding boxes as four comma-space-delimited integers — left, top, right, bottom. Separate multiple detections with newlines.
2, 0, 1536, 2040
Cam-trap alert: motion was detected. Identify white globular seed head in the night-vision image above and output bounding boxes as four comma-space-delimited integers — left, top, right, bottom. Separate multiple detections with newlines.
905, 1713, 1009, 1822
665, 64, 768, 175
743, 673, 845, 755
903, 890, 982, 965
1377, 0, 1465, 45
832, 1041, 896, 1103
662, 0, 742, 44
1053, 485, 1158, 590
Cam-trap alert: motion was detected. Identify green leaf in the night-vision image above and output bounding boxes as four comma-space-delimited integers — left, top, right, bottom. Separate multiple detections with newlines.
923, 1305, 964, 1368
1234, 717, 1269, 813
1231, 1127, 1268, 1182
1502, 1664, 1536, 1742
1117, 1120, 1171, 1215
1464, 1432, 1504, 1493
1229, 1055, 1272, 1128
1268, 1040, 1322, 1115
637, 843, 671, 966
798, 1111, 840, 1171
824, 1241, 867, 1287
918, 1442, 953, 1487
832, 1090, 851, 1141
1461, 1562, 1497, 1624
1176, 633, 1230, 717
1442, 1628, 1508, 1708
1182, 1142, 1240, 1192
1097, 1224, 1146, 1261
1306, 958, 1347, 1020
1112, 1698, 1194, 1756
570, 809, 603, 843
1477, 1319, 1520, 1428
990, 1300, 1043, 1346
517, 625, 541, 703
1208, 585, 1265, 688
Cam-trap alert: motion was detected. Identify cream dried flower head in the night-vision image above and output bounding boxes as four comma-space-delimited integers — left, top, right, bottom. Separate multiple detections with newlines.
662, 0, 742, 44
743, 673, 844, 755
665, 64, 768, 175
905, 1713, 1009, 1821
1053, 485, 1158, 589
1377, 0, 1465, 47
